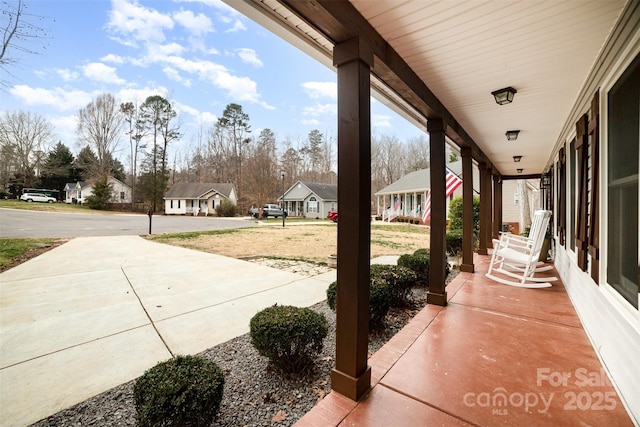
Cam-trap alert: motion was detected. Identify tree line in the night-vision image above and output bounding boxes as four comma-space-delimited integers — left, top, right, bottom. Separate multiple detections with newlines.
0, 91, 433, 213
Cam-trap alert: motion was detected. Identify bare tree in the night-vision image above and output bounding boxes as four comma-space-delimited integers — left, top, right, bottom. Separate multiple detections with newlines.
406, 135, 430, 171
76, 93, 124, 178
0, 110, 53, 187
244, 128, 279, 207
1, 0, 51, 88
120, 101, 147, 205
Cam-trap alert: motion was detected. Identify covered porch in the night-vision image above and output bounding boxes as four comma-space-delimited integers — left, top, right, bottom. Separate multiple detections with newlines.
295, 255, 634, 426
225, 0, 639, 424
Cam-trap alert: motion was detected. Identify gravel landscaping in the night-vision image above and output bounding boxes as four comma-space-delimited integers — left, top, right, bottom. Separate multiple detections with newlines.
30, 258, 455, 427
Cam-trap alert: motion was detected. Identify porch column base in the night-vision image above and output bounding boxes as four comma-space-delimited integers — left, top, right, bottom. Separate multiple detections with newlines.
460, 263, 475, 273
478, 248, 488, 255
427, 291, 448, 306
331, 366, 371, 401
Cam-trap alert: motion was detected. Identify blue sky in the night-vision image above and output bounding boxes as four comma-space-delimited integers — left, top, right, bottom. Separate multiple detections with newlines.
1, 0, 424, 161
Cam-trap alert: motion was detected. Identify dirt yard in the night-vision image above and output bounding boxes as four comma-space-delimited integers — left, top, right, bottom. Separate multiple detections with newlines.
150, 223, 430, 263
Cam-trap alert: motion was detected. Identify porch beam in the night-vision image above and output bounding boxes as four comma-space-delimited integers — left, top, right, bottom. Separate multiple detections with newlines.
460, 147, 475, 273
330, 36, 372, 401
427, 118, 447, 306
478, 162, 491, 255
493, 174, 503, 240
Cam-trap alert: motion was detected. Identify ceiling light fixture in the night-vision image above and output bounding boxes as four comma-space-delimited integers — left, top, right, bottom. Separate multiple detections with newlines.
513, 155, 522, 162
517, 168, 523, 173
506, 130, 520, 141
491, 87, 517, 105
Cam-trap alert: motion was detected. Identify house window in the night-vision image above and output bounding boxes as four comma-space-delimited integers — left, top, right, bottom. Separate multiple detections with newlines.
170, 200, 174, 209
308, 197, 318, 213
120, 191, 124, 200
178, 200, 181, 209
606, 53, 639, 308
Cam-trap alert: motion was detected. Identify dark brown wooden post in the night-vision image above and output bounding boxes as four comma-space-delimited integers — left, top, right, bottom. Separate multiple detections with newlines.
460, 147, 475, 273
427, 118, 447, 306
478, 162, 489, 255
330, 37, 372, 401
493, 174, 502, 240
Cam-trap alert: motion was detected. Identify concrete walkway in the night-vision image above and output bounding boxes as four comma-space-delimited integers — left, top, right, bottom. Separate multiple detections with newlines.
0, 236, 337, 427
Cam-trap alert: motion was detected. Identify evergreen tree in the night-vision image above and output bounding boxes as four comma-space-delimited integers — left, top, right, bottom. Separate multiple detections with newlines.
38, 142, 80, 196
85, 176, 113, 210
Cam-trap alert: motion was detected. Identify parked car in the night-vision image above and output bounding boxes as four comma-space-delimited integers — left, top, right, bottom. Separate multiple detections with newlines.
248, 204, 287, 218
20, 193, 56, 203
327, 210, 338, 222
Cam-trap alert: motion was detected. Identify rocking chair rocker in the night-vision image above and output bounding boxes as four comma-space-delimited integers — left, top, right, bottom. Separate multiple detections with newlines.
486, 210, 557, 288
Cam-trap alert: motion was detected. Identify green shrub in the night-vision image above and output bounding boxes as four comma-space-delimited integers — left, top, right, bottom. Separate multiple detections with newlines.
250, 305, 328, 373
133, 355, 224, 427
398, 253, 430, 285
370, 264, 417, 306
398, 252, 452, 285
326, 281, 337, 310
326, 279, 390, 329
446, 229, 464, 256
216, 199, 237, 217
413, 248, 430, 256
448, 195, 480, 234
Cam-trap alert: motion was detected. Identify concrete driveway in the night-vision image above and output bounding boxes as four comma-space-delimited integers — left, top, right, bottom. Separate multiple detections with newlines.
0, 236, 336, 426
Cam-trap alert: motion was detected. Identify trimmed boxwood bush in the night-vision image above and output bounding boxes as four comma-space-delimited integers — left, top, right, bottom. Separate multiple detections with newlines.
398, 252, 451, 286
250, 305, 328, 373
398, 253, 430, 286
326, 278, 391, 329
413, 248, 430, 256
370, 264, 417, 306
446, 229, 464, 256
133, 355, 224, 427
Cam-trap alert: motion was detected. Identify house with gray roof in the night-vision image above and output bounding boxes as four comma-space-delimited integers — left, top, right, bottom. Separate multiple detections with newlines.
278, 181, 337, 218
163, 182, 236, 216
375, 161, 537, 228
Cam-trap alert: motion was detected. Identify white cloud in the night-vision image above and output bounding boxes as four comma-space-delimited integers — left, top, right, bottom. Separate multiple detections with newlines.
173, 9, 213, 36
372, 113, 392, 128
9, 85, 96, 111
226, 19, 246, 33
163, 67, 191, 87
56, 68, 79, 81
164, 56, 273, 109
101, 54, 125, 64
301, 81, 337, 100
236, 48, 263, 68
49, 114, 78, 143
81, 62, 126, 85
303, 103, 336, 117
301, 118, 320, 125
106, 0, 173, 47
117, 86, 169, 104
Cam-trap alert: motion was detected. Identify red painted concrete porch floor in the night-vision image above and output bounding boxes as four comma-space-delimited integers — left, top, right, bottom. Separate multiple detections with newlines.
295, 255, 634, 427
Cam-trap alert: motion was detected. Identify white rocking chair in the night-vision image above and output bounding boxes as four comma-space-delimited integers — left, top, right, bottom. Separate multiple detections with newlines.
486, 210, 558, 288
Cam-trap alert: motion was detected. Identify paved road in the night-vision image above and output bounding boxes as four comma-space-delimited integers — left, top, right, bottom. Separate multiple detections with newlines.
0, 208, 258, 238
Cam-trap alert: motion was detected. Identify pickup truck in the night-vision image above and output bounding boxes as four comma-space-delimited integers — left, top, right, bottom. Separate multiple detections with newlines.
248, 204, 287, 218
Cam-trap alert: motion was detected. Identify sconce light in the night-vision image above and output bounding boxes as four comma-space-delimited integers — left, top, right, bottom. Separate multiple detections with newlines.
506, 130, 520, 141
491, 87, 517, 105
517, 168, 523, 173
513, 155, 522, 162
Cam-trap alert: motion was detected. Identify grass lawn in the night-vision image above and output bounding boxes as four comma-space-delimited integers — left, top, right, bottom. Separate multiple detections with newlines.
0, 238, 62, 271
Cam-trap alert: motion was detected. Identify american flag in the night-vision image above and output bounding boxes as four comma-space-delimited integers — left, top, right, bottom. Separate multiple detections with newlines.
422, 169, 463, 222
394, 196, 401, 211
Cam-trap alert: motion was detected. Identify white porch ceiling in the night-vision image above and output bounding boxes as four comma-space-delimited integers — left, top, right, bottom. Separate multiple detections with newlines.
228, 0, 626, 176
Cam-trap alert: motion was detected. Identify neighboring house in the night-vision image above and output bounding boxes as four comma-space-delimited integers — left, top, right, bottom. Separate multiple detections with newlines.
63, 182, 83, 204
375, 160, 538, 228
64, 177, 132, 205
279, 181, 337, 218
163, 182, 236, 216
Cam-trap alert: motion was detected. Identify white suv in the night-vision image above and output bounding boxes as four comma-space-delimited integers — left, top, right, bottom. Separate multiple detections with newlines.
20, 193, 56, 203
